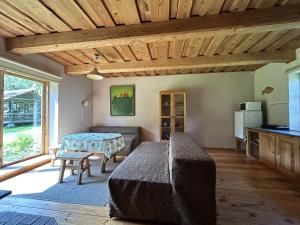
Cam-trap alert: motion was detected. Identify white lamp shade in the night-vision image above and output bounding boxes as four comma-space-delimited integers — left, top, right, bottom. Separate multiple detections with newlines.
86, 67, 103, 80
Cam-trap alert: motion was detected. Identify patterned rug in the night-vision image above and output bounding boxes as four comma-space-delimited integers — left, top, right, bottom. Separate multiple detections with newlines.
0, 211, 58, 225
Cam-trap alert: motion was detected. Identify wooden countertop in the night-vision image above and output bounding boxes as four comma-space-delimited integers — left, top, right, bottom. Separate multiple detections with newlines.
247, 127, 300, 137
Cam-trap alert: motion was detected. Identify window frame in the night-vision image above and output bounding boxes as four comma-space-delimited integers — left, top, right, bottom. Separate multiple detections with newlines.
0, 70, 49, 167
286, 65, 300, 132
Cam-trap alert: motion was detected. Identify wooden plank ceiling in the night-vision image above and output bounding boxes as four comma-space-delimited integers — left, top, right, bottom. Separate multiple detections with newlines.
1, 0, 300, 78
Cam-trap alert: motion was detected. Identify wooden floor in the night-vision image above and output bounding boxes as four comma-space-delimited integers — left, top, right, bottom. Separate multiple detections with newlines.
1, 149, 300, 225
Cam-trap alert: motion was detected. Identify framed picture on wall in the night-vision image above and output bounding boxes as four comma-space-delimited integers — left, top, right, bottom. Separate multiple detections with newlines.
110, 85, 135, 116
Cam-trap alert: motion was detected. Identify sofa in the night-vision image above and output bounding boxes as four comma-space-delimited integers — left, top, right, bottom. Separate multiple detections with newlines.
89, 126, 141, 156
108, 133, 216, 225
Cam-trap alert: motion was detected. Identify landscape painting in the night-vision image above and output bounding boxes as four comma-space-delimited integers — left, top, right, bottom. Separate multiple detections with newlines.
110, 85, 135, 116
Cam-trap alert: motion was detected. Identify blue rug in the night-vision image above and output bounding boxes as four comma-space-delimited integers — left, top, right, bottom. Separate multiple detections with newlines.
12, 159, 120, 206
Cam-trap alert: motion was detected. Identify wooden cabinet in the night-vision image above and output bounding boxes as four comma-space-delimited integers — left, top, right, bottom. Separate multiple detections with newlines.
259, 132, 276, 167
247, 129, 300, 180
276, 135, 300, 176
160, 90, 186, 141
247, 130, 260, 159
295, 144, 300, 175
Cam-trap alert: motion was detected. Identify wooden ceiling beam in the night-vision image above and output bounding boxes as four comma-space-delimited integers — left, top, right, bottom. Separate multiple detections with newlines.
5, 5, 300, 55
65, 51, 295, 75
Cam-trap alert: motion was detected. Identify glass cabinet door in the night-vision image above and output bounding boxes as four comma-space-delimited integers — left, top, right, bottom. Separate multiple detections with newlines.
173, 93, 185, 133
161, 94, 171, 116
161, 94, 171, 140
174, 118, 185, 132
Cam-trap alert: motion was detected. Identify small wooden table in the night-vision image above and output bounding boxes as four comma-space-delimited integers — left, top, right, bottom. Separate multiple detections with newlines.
59, 133, 125, 173
56, 152, 93, 185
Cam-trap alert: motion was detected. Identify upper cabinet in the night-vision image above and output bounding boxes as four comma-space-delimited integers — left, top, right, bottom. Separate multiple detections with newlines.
160, 90, 186, 141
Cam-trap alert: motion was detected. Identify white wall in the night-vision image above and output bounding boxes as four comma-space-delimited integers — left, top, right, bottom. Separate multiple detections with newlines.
57, 74, 93, 140
254, 48, 300, 126
93, 72, 254, 148
0, 38, 93, 143
254, 63, 289, 125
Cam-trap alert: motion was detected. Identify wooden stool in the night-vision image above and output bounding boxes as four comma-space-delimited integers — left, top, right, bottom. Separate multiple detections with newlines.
48, 145, 61, 167
56, 152, 93, 185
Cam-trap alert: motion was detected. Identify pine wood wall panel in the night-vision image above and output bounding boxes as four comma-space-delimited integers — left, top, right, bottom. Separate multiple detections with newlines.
67, 50, 94, 64
170, 0, 179, 18
137, 0, 151, 22
205, 36, 226, 56
0, 27, 15, 38
114, 45, 137, 61
130, 43, 151, 61
218, 34, 248, 55
232, 33, 267, 54
207, 0, 225, 14
82, 49, 110, 64
104, 0, 140, 25
148, 0, 170, 21
97, 47, 125, 62
176, 0, 193, 18
265, 29, 300, 50
0, 0, 298, 77
76, 0, 115, 27
248, 31, 287, 52
52, 52, 84, 65
148, 42, 158, 60
41, 0, 96, 30
41, 53, 73, 66
198, 37, 214, 56
227, 0, 252, 12
65, 51, 294, 75
7, 0, 71, 32
7, 5, 300, 54
0, 1, 48, 34
0, 13, 34, 36
185, 38, 203, 57
171, 39, 185, 59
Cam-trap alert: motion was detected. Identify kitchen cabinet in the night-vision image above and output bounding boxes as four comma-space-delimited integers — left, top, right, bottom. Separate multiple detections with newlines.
276, 135, 300, 176
259, 132, 276, 168
247, 128, 300, 180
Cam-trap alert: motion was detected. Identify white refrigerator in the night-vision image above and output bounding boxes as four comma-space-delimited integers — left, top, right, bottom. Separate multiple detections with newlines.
235, 111, 263, 140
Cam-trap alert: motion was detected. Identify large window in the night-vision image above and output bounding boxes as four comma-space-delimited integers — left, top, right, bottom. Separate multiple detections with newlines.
1, 72, 47, 165
289, 72, 300, 131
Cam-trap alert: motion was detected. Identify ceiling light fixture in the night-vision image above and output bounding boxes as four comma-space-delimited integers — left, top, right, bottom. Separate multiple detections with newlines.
86, 53, 103, 80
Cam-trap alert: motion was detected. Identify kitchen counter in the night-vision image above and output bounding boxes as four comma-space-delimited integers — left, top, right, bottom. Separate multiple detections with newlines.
246, 127, 300, 180
248, 127, 300, 137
